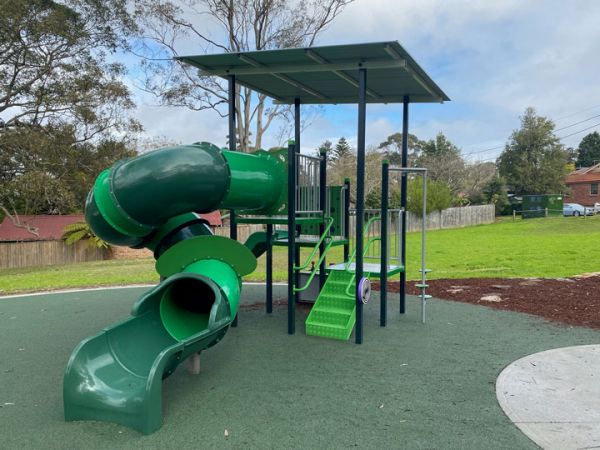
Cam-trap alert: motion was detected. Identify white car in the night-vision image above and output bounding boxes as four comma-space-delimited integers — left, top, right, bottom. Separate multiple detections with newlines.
563, 203, 594, 216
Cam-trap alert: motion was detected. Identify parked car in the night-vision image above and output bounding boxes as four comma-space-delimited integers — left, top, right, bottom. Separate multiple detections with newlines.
563, 203, 594, 216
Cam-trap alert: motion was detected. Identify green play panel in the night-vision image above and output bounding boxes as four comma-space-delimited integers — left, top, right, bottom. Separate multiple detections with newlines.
1, 286, 599, 449
156, 235, 257, 277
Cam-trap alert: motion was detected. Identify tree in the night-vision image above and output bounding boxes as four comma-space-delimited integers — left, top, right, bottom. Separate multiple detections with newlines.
377, 132, 424, 165
332, 137, 352, 163
407, 178, 452, 216
0, 1, 139, 216
416, 132, 466, 195
483, 175, 509, 215
497, 107, 568, 195
0, 125, 136, 215
576, 131, 600, 168
134, 0, 353, 151
462, 162, 496, 204
316, 139, 333, 159
0, 0, 139, 139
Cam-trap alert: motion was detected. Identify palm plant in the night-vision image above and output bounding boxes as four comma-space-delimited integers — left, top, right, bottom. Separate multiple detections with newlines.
62, 221, 111, 250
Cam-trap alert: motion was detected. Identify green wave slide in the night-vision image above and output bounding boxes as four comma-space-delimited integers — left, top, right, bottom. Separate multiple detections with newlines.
63, 142, 287, 434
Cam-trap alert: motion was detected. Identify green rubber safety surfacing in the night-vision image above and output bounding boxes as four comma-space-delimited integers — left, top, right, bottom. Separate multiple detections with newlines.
156, 235, 257, 278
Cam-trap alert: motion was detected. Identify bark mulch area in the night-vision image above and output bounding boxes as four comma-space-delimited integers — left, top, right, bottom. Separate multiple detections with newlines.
373, 274, 600, 329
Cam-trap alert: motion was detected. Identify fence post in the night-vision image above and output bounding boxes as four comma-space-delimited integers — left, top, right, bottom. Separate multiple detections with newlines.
513, 210, 516, 222
545, 207, 548, 218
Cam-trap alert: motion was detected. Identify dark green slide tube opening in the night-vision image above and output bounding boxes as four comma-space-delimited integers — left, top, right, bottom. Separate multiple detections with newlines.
159, 259, 241, 341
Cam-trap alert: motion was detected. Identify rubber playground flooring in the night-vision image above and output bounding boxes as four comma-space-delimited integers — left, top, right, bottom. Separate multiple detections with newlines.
1, 285, 599, 450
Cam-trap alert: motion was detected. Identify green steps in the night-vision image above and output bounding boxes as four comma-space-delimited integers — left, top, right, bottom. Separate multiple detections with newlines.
306, 271, 356, 340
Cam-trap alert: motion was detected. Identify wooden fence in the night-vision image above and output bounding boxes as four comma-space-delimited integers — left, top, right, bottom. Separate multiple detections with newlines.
0, 240, 109, 269
1, 208, 492, 269
405, 204, 495, 232
213, 224, 265, 242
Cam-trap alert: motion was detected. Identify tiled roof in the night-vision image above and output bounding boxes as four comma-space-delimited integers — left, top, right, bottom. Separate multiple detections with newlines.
0, 211, 223, 242
0, 214, 84, 242
566, 163, 600, 184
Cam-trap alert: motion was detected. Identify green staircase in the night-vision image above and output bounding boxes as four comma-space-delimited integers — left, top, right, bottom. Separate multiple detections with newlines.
306, 271, 356, 340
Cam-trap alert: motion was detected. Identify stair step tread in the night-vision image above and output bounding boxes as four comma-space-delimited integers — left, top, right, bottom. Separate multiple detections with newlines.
311, 306, 353, 315
306, 321, 350, 330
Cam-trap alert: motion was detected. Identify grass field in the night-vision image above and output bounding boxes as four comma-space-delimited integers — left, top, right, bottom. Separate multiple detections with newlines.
1, 215, 599, 294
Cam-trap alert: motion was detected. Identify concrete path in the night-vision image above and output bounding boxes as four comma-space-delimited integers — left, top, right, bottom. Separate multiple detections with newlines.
496, 345, 600, 450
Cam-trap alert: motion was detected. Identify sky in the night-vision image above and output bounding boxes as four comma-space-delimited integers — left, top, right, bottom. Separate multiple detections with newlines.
129, 0, 600, 162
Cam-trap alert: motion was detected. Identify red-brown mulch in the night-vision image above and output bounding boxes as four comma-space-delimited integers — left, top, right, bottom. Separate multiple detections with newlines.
373, 274, 600, 329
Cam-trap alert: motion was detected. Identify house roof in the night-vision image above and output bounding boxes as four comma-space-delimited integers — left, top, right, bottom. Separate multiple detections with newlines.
0, 214, 84, 242
177, 41, 449, 105
0, 211, 223, 242
566, 163, 600, 184
199, 211, 222, 226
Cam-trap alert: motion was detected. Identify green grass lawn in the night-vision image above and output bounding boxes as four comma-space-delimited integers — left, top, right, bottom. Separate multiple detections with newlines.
1, 215, 599, 294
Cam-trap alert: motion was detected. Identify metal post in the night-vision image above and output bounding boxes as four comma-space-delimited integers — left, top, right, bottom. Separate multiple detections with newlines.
319, 147, 327, 289
343, 178, 351, 262
228, 75, 239, 327
355, 68, 367, 345
287, 141, 296, 334
294, 98, 301, 305
380, 160, 389, 327
266, 223, 273, 314
421, 170, 427, 324
399, 96, 409, 315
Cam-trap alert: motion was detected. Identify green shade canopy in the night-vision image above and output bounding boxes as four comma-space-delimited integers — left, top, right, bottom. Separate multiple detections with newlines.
177, 41, 449, 105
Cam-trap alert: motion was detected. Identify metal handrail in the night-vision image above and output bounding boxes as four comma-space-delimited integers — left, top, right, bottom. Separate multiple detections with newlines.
344, 215, 382, 271
293, 216, 334, 271
344, 236, 382, 296
342, 215, 382, 296
293, 239, 335, 293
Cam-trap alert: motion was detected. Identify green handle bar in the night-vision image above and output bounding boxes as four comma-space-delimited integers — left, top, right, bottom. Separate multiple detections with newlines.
344, 215, 382, 271
344, 236, 380, 296
293, 216, 334, 272
293, 239, 335, 293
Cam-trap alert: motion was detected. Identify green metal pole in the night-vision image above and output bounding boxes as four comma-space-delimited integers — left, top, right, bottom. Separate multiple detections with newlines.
229, 74, 238, 326
355, 68, 367, 345
294, 98, 301, 305
380, 160, 389, 327
266, 224, 273, 313
344, 178, 350, 262
287, 140, 296, 334
319, 147, 327, 289
400, 96, 409, 315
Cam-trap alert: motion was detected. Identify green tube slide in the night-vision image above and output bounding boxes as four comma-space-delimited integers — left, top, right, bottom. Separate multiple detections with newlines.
64, 142, 286, 434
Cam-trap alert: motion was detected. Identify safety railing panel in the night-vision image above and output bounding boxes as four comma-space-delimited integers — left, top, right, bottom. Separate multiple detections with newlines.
349, 209, 402, 267
296, 153, 321, 215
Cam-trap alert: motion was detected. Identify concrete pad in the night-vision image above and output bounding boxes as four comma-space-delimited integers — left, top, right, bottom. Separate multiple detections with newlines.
496, 345, 600, 450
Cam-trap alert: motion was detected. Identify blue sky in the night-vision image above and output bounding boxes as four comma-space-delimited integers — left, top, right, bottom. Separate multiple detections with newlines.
129, 0, 600, 161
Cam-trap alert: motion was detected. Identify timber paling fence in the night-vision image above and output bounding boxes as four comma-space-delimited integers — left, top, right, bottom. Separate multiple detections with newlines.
346, 204, 496, 235
406, 204, 495, 232
1, 209, 491, 270
0, 240, 110, 269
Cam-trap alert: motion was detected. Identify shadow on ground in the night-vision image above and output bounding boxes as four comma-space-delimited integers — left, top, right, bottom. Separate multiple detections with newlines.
1, 285, 598, 449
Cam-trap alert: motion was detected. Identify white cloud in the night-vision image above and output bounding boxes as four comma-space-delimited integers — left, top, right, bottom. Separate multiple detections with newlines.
129, 0, 600, 157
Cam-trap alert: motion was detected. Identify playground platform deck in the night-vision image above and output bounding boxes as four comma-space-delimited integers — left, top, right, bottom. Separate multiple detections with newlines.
1, 285, 598, 449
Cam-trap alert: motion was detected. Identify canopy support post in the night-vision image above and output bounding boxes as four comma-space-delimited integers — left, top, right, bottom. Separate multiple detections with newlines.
355, 68, 367, 345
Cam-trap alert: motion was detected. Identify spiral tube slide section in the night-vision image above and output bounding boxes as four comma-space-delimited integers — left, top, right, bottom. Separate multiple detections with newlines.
63, 142, 286, 434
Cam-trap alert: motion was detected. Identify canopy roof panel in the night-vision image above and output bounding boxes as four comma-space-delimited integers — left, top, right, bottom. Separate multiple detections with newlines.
177, 41, 450, 105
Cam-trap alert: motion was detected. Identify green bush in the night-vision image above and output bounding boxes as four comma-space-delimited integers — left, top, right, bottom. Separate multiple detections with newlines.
407, 177, 452, 215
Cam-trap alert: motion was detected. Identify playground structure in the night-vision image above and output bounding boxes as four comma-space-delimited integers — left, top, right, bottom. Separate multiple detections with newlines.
63, 42, 448, 434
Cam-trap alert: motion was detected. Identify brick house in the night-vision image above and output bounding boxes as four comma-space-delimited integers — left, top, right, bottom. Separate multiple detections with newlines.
565, 163, 600, 207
